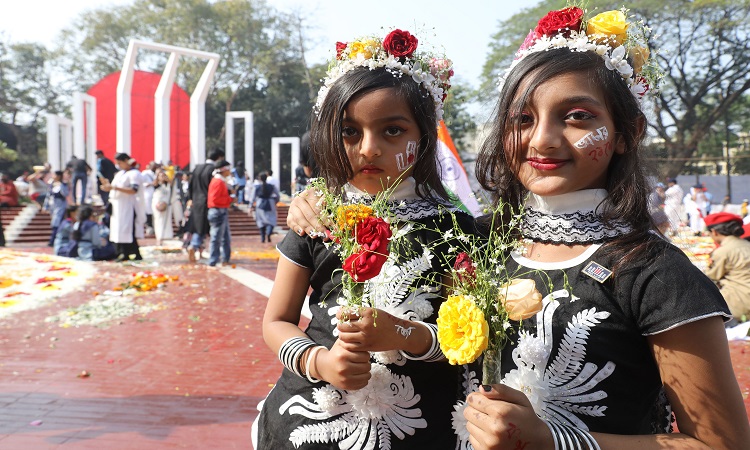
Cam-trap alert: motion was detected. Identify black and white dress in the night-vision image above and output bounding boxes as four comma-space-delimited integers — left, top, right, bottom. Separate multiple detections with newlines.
256, 180, 474, 450
454, 190, 731, 444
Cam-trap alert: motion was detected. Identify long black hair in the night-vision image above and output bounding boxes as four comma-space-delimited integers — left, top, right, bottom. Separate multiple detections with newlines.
475, 48, 656, 270
311, 67, 449, 203
72, 205, 94, 241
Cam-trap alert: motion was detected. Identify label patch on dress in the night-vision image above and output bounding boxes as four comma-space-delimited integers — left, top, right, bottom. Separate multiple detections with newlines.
582, 261, 613, 283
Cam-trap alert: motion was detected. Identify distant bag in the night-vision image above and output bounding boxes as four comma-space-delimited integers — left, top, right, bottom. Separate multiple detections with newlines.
156, 201, 168, 212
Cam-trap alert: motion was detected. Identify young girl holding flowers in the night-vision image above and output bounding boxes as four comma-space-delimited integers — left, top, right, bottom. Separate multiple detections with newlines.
255, 29, 474, 449
287, 6, 750, 450
460, 5, 750, 450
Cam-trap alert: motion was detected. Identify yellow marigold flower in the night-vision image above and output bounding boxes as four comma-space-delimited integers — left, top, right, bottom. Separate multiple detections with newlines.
587, 10, 629, 46
336, 204, 373, 231
437, 294, 489, 365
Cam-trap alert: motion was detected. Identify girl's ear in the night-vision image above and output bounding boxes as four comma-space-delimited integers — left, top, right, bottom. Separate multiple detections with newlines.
614, 115, 646, 155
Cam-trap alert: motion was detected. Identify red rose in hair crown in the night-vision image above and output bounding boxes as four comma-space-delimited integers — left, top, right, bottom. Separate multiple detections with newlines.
534, 6, 584, 37
382, 29, 418, 58
335, 42, 348, 60
342, 216, 392, 281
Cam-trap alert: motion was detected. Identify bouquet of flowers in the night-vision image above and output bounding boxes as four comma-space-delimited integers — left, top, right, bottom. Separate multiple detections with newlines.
306, 178, 396, 311
436, 203, 546, 384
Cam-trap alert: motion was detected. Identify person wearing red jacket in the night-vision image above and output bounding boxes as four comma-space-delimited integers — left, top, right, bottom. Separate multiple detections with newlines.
206, 161, 234, 267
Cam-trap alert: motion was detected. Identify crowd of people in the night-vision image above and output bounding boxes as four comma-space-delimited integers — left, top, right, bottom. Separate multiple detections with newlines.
1, 149, 285, 263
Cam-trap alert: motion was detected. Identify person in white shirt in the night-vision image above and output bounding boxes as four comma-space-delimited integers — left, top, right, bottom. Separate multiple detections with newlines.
664, 177, 684, 233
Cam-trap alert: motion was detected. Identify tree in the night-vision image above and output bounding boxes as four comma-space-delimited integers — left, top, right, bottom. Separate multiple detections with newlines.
52, 0, 315, 176
481, 0, 750, 178
0, 40, 63, 126
443, 81, 477, 149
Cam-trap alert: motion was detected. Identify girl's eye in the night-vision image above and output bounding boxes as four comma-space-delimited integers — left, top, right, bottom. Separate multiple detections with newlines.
384, 126, 404, 137
519, 112, 533, 124
341, 127, 358, 138
566, 109, 596, 121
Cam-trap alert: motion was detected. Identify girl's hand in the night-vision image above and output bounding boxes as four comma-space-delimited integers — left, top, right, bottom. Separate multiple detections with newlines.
464, 385, 552, 450
315, 339, 371, 391
337, 308, 431, 355
287, 188, 330, 237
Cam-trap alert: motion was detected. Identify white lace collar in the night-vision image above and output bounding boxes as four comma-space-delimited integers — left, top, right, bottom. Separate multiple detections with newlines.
521, 190, 632, 245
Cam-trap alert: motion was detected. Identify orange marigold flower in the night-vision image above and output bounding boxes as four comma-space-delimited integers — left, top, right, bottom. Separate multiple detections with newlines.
336, 204, 374, 231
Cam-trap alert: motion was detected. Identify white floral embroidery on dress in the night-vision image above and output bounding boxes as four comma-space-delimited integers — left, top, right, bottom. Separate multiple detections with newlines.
452, 365, 480, 450
286, 248, 440, 448
451, 289, 618, 448
502, 289, 616, 430
329, 248, 439, 366
279, 363, 426, 450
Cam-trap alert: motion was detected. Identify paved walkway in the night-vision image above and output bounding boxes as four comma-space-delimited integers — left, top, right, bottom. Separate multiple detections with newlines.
0, 237, 288, 449
0, 236, 748, 449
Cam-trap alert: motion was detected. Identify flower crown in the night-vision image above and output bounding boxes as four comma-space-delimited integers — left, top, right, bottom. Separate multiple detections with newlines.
500, 6, 659, 100
315, 29, 454, 122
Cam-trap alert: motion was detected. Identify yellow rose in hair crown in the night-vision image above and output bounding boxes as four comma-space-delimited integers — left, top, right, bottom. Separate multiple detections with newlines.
315, 29, 454, 122
504, 5, 660, 99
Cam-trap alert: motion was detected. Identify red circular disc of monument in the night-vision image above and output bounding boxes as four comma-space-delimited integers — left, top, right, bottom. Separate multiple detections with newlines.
87, 70, 191, 169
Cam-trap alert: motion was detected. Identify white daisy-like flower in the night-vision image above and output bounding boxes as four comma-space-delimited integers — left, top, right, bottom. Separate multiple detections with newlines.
312, 385, 342, 413
346, 363, 403, 419
410, 297, 434, 320
372, 350, 401, 365
502, 365, 551, 417
451, 401, 470, 442
515, 331, 549, 369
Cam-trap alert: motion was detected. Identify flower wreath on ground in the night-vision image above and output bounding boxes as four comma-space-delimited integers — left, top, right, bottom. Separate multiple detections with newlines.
314, 28, 454, 123
500, 2, 662, 100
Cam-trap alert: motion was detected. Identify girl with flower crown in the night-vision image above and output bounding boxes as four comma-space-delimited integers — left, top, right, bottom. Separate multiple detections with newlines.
286, 7, 750, 450
458, 6, 750, 450
254, 29, 474, 450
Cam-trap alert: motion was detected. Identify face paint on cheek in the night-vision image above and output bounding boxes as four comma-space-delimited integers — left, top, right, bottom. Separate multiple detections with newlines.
588, 141, 613, 162
396, 141, 418, 172
574, 126, 610, 149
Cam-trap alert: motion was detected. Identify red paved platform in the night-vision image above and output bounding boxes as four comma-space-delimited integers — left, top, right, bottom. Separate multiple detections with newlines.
0, 237, 748, 449
0, 237, 286, 449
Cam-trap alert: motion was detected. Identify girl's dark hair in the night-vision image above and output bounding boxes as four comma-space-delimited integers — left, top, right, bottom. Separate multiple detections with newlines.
310, 67, 448, 203
72, 205, 94, 241
65, 204, 78, 219
475, 49, 655, 271
708, 221, 744, 237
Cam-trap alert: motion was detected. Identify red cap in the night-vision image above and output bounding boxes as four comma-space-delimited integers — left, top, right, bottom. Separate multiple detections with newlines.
704, 212, 743, 228
742, 223, 750, 240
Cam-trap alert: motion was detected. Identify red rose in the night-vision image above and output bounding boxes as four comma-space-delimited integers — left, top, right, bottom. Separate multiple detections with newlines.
343, 217, 391, 281
453, 252, 476, 287
534, 6, 584, 37
382, 29, 418, 58
335, 41, 348, 59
